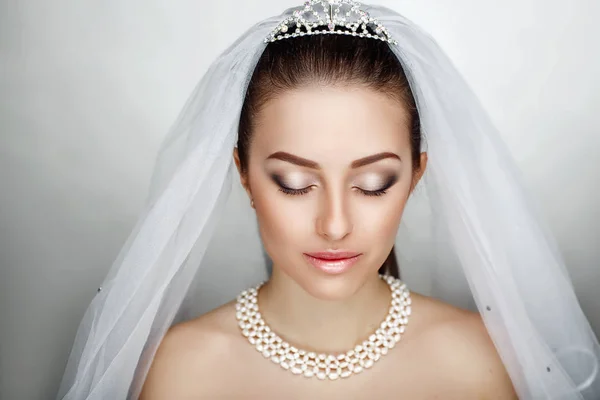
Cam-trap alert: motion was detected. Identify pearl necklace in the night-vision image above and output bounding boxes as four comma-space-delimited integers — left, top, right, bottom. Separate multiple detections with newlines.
235, 275, 411, 381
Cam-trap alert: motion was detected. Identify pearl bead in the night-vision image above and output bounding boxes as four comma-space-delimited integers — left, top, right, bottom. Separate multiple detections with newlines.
236, 275, 411, 380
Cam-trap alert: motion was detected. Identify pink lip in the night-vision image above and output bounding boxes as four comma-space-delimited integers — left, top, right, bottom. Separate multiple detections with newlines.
303, 251, 362, 275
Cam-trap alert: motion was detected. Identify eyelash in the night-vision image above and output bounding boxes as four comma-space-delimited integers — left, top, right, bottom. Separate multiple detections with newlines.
278, 186, 388, 197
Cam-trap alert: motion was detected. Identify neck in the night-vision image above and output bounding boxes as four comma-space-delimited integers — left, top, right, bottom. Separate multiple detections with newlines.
257, 268, 392, 353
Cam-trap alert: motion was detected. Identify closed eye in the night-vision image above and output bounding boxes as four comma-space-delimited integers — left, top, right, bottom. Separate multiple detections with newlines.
273, 175, 399, 197
354, 174, 398, 197
271, 174, 315, 196
356, 188, 388, 197
278, 186, 313, 196
278, 184, 394, 197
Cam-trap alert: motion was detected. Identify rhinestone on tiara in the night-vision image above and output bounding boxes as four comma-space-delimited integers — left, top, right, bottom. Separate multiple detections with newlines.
265, 0, 397, 45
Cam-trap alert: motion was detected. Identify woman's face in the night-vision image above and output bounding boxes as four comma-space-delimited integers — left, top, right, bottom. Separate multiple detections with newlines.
234, 85, 426, 301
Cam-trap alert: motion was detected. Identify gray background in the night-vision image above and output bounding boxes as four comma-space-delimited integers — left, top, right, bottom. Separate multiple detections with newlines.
1, 0, 599, 399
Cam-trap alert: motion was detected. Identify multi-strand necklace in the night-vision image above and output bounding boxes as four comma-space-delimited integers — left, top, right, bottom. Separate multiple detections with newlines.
235, 275, 411, 380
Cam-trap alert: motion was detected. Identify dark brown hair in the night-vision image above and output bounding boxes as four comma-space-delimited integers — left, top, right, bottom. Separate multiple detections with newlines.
237, 35, 423, 279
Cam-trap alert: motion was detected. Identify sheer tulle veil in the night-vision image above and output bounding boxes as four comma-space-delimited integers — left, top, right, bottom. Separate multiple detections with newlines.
56, 2, 600, 399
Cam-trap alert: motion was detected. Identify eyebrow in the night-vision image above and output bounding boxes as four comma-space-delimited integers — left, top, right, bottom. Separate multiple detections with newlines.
266, 151, 401, 169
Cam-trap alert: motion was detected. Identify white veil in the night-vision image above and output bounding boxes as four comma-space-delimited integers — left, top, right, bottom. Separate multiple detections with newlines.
56, 3, 600, 399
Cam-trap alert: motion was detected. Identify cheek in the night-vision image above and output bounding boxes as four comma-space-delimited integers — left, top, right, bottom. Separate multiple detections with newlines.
253, 182, 409, 251
353, 193, 408, 249
354, 172, 412, 239
250, 176, 311, 255
247, 157, 412, 254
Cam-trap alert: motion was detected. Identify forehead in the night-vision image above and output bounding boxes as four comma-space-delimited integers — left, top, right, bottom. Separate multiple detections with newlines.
252, 85, 411, 163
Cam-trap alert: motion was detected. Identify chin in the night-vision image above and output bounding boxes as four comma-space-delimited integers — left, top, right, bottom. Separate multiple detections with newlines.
291, 261, 374, 302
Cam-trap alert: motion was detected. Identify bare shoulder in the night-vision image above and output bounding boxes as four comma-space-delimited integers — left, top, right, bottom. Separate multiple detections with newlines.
409, 292, 518, 399
139, 300, 239, 400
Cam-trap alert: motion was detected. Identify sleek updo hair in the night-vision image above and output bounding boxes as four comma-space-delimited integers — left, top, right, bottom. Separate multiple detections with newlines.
237, 35, 423, 279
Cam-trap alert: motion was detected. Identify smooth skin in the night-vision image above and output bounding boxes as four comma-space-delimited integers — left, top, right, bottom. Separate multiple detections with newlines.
140, 85, 518, 399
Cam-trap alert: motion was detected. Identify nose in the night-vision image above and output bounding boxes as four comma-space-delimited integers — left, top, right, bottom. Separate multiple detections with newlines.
316, 189, 353, 242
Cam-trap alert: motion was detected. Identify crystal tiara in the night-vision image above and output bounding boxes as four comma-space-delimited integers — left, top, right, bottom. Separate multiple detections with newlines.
265, 0, 397, 45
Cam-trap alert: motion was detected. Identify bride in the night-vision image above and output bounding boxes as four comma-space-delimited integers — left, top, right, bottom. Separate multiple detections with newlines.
57, 1, 600, 399
140, 28, 517, 399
